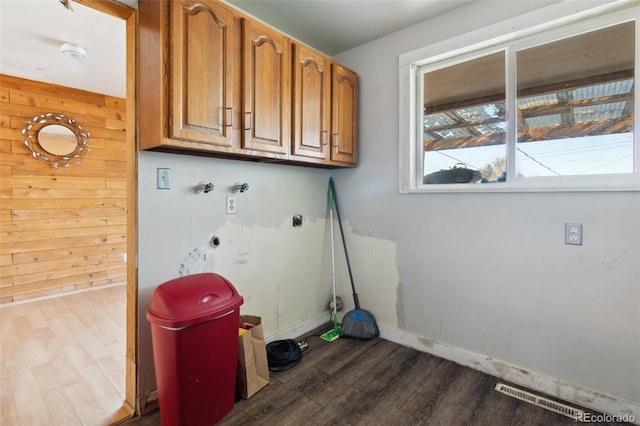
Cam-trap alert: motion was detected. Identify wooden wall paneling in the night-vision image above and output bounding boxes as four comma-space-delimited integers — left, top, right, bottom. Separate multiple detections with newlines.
0, 74, 128, 303
2, 1, 137, 420
0, 253, 11, 267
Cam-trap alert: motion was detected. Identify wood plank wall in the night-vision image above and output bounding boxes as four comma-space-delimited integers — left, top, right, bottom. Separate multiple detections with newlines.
0, 74, 128, 304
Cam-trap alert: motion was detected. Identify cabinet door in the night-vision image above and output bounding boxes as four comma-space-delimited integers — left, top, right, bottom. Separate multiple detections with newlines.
331, 64, 358, 166
242, 19, 290, 156
291, 44, 331, 161
170, 0, 234, 146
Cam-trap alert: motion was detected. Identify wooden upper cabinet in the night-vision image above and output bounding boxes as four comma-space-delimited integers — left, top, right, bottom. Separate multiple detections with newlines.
291, 44, 331, 161
242, 19, 290, 156
138, 0, 357, 167
331, 64, 358, 166
170, 0, 234, 146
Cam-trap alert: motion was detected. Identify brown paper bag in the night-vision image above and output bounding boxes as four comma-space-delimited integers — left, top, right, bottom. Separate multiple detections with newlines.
236, 315, 269, 398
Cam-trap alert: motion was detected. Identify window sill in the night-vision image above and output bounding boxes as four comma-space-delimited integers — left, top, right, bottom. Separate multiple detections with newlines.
403, 176, 640, 193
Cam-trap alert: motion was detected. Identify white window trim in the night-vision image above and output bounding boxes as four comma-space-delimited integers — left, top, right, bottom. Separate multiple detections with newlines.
399, 0, 640, 193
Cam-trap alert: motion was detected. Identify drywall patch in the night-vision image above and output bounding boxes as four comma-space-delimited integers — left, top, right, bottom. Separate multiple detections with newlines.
417, 336, 435, 348
601, 257, 616, 271
339, 224, 400, 329
178, 245, 213, 277
207, 218, 330, 338
396, 281, 405, 329
272, 270, 280, 332
233, 249, 249, 266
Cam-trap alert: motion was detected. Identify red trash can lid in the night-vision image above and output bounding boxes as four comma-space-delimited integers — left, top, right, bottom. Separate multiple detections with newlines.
146, 273, 244, 329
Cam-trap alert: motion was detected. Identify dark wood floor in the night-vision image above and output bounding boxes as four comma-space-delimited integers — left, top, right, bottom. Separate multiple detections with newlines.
123, 331, 623, 425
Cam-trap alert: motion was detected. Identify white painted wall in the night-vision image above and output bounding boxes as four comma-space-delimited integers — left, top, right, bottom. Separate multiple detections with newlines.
137, 151, 341, 395
332, 0, 639, 411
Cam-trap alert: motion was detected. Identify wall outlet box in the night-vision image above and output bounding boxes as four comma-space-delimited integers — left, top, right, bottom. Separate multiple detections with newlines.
226, 196, 237, 214
565, 223, 582, 245
157, 168, 171, 189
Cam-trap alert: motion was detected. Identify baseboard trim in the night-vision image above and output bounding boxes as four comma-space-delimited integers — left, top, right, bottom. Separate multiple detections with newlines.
138, 390, 158, 416
379, 324, 639, 425
265, 310, 332, 343
0, 281, 126, 307
137, 315, 637, 423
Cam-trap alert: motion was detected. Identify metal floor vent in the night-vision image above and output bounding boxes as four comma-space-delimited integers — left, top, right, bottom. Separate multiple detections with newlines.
494, 383, 587, 421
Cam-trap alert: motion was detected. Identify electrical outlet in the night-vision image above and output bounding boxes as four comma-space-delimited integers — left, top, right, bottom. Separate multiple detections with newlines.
226, 196, 237, 214
565, 223, 582, 245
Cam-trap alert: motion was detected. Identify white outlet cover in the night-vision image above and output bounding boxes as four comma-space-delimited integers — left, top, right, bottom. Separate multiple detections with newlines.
226, 196, 237, 214
157, 168, 171, 189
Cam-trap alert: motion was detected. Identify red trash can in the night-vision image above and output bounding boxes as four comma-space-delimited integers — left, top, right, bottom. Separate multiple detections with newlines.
147, 273, 244, 426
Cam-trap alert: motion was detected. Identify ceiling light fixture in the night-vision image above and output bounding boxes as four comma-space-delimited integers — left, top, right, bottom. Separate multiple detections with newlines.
60, 42, 86, 60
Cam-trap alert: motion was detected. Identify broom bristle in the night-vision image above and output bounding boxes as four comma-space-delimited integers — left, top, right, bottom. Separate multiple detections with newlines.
340, 309, 379, 339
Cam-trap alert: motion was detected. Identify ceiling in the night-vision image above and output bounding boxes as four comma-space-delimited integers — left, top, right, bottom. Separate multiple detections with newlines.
0, 0, 128, 97
224, 0, 475, 56
0, 0, 474, 98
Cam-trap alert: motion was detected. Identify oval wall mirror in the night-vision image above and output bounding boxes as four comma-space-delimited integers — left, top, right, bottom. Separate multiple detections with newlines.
38, 124, 78, 156
21, 112, 90, 168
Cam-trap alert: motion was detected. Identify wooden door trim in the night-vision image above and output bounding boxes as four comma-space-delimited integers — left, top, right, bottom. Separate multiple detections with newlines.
75, 1, 137, 423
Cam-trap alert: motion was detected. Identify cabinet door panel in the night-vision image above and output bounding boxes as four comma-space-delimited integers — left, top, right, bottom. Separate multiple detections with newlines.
291, 44, 330, 160
170, 0, 233, 146
242, 19, 289, 155
331, 65, 358, 165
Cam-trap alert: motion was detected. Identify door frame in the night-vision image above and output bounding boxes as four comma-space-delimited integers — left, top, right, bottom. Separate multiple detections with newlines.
76, 1, 138, 422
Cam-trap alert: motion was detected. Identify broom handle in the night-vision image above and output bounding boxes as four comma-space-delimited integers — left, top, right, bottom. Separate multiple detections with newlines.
329, 202, 338, 326
329, 177, 361, 311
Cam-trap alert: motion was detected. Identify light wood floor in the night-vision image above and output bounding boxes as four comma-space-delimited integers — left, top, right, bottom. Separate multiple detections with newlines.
0, 284, 126, 425
124, 329, 622, 426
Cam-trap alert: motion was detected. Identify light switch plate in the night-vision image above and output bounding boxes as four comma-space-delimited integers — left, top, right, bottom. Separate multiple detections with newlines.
157, 168, 171, 189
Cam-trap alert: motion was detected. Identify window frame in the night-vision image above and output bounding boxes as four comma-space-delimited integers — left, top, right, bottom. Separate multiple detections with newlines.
399, 2, 640, 193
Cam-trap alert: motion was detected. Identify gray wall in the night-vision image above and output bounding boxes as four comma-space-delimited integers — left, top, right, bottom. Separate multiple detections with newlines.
332, 0, 639, 405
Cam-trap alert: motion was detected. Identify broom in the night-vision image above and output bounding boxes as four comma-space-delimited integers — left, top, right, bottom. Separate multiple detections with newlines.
329, 177, 379, 340
320, 182, 340, 342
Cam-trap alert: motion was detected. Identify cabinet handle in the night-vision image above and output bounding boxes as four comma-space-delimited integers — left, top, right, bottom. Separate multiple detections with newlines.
244, 112, 252, 131
225, 107, 232, 127
333, 133, 339, 148
322, 131, 328, 146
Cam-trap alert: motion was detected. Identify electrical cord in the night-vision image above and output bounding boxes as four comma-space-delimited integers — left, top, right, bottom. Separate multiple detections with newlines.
266, 339, 303, 372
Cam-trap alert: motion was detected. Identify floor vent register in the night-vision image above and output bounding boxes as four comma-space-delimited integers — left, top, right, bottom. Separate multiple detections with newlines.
494, 382, 587, 421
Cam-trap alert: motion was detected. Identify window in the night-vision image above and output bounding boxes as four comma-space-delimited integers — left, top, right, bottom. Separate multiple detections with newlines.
422, 51, 507, 184
400, 3, 639, 192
